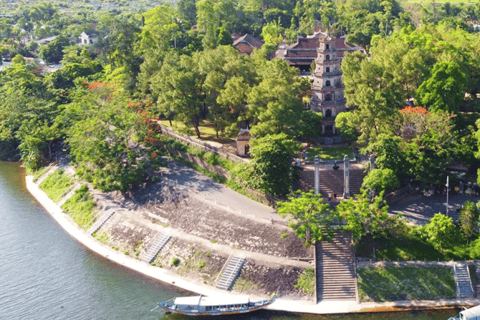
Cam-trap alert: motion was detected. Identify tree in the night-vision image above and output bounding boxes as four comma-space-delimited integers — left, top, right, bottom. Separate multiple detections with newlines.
459, 201, 478, 243
38, 34, 71, 64
153, 53, 204, 138
335, 192, 391, 244
277, 190, 334, 245
240, 133, 300, 196
424, 213, 459, 252
416, 61, 467, 113
361, 168, 400, 193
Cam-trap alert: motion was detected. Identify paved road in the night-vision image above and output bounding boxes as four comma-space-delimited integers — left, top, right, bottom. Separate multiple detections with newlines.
389, 193, 480, 225
162, 161, 284, 223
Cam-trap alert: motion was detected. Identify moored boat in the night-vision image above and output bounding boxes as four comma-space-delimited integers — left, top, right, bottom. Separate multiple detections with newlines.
449, 305, 480, 320
156, 295, 276, 316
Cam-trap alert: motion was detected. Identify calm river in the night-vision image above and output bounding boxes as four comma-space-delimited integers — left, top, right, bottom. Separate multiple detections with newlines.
0, 161, 462, 320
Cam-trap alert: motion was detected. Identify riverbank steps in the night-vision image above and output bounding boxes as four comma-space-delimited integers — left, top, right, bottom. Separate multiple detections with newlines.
31, 166, 313, 300
26, 164, 480, 315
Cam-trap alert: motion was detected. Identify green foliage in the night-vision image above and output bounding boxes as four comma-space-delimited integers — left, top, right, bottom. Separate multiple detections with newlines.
277, 190, 334, 244
416, 61, 467, 113
361, 168, 400, 193
61, 185, 98, 230
294, 269, 315, 295
240, 133, 300, 197
336, 192, 392, 244
38, 34, 71, 64
459, 201, 479, 243
424, 213, 460, 252
39, 169, 74, 203
358, 266, 456, 302
198, 260, 206, 270
172, 257, 180, 266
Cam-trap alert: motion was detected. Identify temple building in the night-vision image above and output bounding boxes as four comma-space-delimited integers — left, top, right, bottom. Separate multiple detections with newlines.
275, 32, 359, 72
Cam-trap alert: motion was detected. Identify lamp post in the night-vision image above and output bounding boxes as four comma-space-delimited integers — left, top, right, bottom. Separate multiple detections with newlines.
314, 155, 320, 195
446, 176, 449, 217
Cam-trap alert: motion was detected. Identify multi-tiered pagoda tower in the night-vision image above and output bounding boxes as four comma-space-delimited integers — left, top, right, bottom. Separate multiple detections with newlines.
310, 35, 347, 138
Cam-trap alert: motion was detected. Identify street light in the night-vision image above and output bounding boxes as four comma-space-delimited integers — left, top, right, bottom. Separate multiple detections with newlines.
446, 176, 449, 217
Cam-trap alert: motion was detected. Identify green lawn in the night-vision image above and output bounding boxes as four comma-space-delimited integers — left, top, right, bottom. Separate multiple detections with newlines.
39, 169, 75, 203
306, 146, 354, 161
358, 266, 456, 302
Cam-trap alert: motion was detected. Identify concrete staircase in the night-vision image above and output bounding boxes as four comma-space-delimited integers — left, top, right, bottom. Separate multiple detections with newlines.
216, 256, 245, 291
454, 262, 474, 299
87, 209, 115, 235
296, 165, 366, 197
316, 233, 357, 301
142, 233, 171, 264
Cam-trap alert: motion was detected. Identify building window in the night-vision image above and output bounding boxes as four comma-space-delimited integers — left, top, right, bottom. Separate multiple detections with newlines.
325, 80, 331, 87
325, 93, 332, 101
326, 44, 330, 50
325, 109, 332, 117
326, 55, 330, 61
326, 67, 330, 73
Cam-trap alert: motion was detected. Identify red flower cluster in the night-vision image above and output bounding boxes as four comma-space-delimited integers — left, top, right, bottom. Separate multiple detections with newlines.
400, 106, 428, 115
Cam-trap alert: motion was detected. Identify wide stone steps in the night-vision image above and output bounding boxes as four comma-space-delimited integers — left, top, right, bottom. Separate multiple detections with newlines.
87, 209, 115, 235
142, 233, 171, 264
316, 233, 357, 302
216, 256, 245, 291
454, 262, 474, 299
296, 166, 366, 196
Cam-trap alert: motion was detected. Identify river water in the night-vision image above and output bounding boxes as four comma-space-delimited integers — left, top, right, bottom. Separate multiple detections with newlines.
0, 161, 462, 320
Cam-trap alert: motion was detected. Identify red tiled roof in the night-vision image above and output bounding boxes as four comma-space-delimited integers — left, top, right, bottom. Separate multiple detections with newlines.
233, 34, 264, 53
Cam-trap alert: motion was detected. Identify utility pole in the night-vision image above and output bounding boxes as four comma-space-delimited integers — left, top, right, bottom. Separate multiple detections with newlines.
446, 176, 449, 217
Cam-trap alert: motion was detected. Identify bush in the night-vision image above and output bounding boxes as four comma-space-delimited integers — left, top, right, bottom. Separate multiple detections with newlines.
459, 201, 479, 243
172, 257, 180, 266
424, 213, 459, 252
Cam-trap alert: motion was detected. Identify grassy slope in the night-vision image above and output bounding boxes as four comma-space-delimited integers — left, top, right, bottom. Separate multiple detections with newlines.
39, 169, 74, 203
61, 185, 98, 230
358, 266, 456, 302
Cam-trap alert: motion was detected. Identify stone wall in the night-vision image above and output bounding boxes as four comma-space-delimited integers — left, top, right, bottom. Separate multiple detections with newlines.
159, 123, 248, 164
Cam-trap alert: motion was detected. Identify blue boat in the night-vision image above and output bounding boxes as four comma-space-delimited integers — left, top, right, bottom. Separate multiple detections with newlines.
156, 295, 276, 316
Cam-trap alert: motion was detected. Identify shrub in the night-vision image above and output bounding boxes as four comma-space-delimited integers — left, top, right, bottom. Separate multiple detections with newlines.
424, 213, 459, 252
459, 201, 478, 243
62, 184, 97, 229
198, 260, 206, 270
172, 257, 180, 266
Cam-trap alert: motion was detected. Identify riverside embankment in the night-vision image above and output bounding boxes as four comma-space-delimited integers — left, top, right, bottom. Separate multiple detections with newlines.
24, 160, 480, 316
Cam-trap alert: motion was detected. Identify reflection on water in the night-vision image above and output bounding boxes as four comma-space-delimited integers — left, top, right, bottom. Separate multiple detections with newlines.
0, 161, 462, 319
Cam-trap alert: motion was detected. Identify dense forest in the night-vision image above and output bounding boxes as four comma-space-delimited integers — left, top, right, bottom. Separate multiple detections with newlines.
1, 0, 480, 195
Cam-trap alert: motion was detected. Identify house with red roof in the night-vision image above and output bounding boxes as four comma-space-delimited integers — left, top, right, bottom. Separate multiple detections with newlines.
233, 34, 264, 55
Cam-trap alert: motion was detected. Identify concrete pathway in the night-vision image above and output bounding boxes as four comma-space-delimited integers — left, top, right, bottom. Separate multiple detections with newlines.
390, 193, 480, 225
162, 162, 283, 223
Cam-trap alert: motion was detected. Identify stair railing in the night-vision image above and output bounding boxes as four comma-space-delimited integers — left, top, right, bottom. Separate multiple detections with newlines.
466, 261, 474, 296
215, 252, 233, 284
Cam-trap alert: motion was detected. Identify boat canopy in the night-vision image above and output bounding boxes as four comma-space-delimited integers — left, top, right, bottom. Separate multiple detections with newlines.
174, 296, 250, 307
460, 305, 480, 320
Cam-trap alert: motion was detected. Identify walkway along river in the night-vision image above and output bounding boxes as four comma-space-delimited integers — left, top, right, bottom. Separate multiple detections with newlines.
0, 161, 464, 319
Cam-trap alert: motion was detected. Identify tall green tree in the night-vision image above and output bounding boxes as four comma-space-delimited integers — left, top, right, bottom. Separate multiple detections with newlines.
277, 190, 334, 244
240, 133, 300, 196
